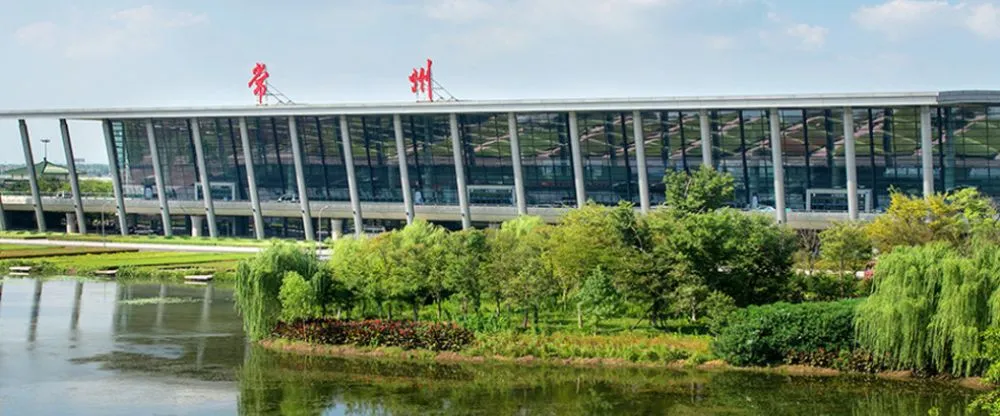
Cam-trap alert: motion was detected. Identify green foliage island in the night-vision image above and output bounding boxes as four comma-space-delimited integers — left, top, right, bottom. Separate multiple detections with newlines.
229, 166, 1000, 412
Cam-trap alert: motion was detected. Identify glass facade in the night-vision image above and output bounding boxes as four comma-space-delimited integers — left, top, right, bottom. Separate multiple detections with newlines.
51, 101, 995, 237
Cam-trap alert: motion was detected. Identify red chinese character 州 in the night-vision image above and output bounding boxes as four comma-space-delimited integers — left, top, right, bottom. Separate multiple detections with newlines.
407, 59, 434, 102
248, 63, 270, 105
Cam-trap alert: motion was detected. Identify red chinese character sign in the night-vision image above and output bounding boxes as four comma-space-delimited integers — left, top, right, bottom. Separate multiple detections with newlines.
248, 62, 270, 105
408, 59, 434, 102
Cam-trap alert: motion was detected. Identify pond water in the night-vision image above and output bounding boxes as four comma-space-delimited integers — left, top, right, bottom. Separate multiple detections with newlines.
0, 278, 986, 415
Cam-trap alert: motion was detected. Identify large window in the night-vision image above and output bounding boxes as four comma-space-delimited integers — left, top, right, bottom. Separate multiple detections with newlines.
575, 112, 639, 205
401, 115, 456, 205
516, 112, 575, 207
111, 120, 154, 199
459, 113, 516, 206
346, 116, 403, 203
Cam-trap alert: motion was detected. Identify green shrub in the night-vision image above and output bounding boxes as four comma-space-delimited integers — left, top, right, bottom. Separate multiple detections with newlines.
712, 299, 860, 366
272, 319, 474, 351
279, 271, 318, 322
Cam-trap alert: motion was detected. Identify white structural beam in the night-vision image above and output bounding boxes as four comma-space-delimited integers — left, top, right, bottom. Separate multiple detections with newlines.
339, 116, 364, 237
920, 105, 934, 197
568, 112, 586, 207
768, 109, 786, 224
189, 118, 218, 238
632, 111, 651, 214
238, 118, 265, 239
843, 108, 859, 221
288, 116, 315, 241
101, 120, 129, 235
700, 109, 712, 168
508, 112, 528, 215
393, 114, 414, 224
145, 120, 172, 236
449, 113, 472, 229
59, 119, 87, 234
17, 119, 46, 232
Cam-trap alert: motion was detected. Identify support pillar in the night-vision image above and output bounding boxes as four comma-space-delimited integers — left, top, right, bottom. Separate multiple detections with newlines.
145, 120, 172, 237
65, 213, 77, 234
18, 119, 46, 232
339, 116, 364, 237
102, 120, 129, 235
330, 219, 343, 240
449, 113, 472, 229
0, 192, 6, 232
508, 112, 528, 215
190, 118, 218, 238
768, 109, 786, 224
191, 216, 204, 237
393, 115, 415, 224
632, 111, 651, 214
288, 117, 315, 241
920, 105, 934, 197
700, 109, 712, 168
60, 119, 87, 234
843, 108, 859, 220
238, 118, 265, 240
568, 112, 586, 207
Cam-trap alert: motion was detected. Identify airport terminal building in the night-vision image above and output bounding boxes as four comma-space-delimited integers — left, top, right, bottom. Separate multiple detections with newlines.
2, 90, 999, 240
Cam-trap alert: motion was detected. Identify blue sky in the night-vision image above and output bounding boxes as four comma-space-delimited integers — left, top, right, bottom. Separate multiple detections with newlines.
1, 0, 999, 163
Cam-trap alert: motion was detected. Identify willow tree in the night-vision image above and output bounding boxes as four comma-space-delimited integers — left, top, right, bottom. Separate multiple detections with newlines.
235, 242, 322, 340
855, 243, 1000, 376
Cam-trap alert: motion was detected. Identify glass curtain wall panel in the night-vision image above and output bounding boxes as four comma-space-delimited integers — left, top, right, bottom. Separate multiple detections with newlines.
575, 112, 639, 205
639, 111, 674, 205
195, 119, 248, 202
111, 120, 154, 199
400, 115, 456, 205
680, 111, 704, 171
245, 117, 295, 202
713, 110, 743, 206
875, 107, 924, 200
946, 105, 1000, 197
458, 113, 516, 206
152, 119, 199, 201
516, 112, 576, 207
740, 110, 774, 209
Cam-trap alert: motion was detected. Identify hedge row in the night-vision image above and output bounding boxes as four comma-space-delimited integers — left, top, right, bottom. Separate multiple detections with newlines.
272, 319, 475, 352
711, 299, 860, 366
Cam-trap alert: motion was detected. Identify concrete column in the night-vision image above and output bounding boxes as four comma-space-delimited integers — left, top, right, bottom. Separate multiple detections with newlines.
393, 115, 415, 224
567, 112, 586, 207
843, 108, 859, 220
145, 120, 172, 237
700, 109, 712, 168
191, 215, 204, 237
339, 116, 365, 237
330, 219, 344, 240
449, 113, 472, 229
190, 118, 218, 238
288, 117, 315, 241
238, 118, 265, 240
920, 105, 934, 197
768, 109, 786, 224
508, 112, 528, 215
0, 191, 6, 231
101, 120, 129, 235
632, 111, 651, 214
65, 213, 77, 234
60, 119, 87, 234
18, 119, 46, 232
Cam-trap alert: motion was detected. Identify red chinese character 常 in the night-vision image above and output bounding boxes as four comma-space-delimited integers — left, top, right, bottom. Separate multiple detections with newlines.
248, 62, 270, 105
407, 59, 434, 102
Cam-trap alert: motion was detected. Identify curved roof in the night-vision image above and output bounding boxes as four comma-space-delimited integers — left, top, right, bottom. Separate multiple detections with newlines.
1, 90, 999, 120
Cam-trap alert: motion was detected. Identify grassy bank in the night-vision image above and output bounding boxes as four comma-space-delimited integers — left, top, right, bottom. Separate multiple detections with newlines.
0, 231, 319, 248
0, 246, 250, 281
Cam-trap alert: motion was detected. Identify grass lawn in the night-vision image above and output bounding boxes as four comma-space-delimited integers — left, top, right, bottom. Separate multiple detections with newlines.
0, 231, 320, 249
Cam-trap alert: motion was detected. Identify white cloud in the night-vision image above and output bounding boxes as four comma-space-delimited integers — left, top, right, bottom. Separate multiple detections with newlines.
786, 23, 828, 50
703, 34, 736, 50
853, 0, 1000, 40
424, 0, 495, 22
965, 3, 1000, 38
14, 5, 208, 59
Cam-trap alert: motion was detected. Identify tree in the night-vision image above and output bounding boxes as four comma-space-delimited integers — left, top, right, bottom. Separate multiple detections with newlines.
278, 271, 318, 321
866, 188, 999, 253
819, 222, 872, 279
545, 203, 629, 328
664, 165, 735, 214
576, 267, 623, 331
235, 242, 322, 340
390, 221, 446, 320
443, 229, 487, 318
482, 216, 545, 317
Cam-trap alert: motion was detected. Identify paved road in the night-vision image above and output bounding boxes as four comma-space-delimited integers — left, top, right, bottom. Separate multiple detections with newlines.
0, 238, 332, 258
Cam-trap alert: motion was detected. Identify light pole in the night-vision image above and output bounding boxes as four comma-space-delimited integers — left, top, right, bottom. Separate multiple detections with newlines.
40, 139, 50, 161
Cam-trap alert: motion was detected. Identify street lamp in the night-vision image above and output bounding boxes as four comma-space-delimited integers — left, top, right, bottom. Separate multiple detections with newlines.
40, 139, 50, 161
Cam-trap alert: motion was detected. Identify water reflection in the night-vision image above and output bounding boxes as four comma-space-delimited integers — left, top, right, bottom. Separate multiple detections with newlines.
0, 278, 987, 416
